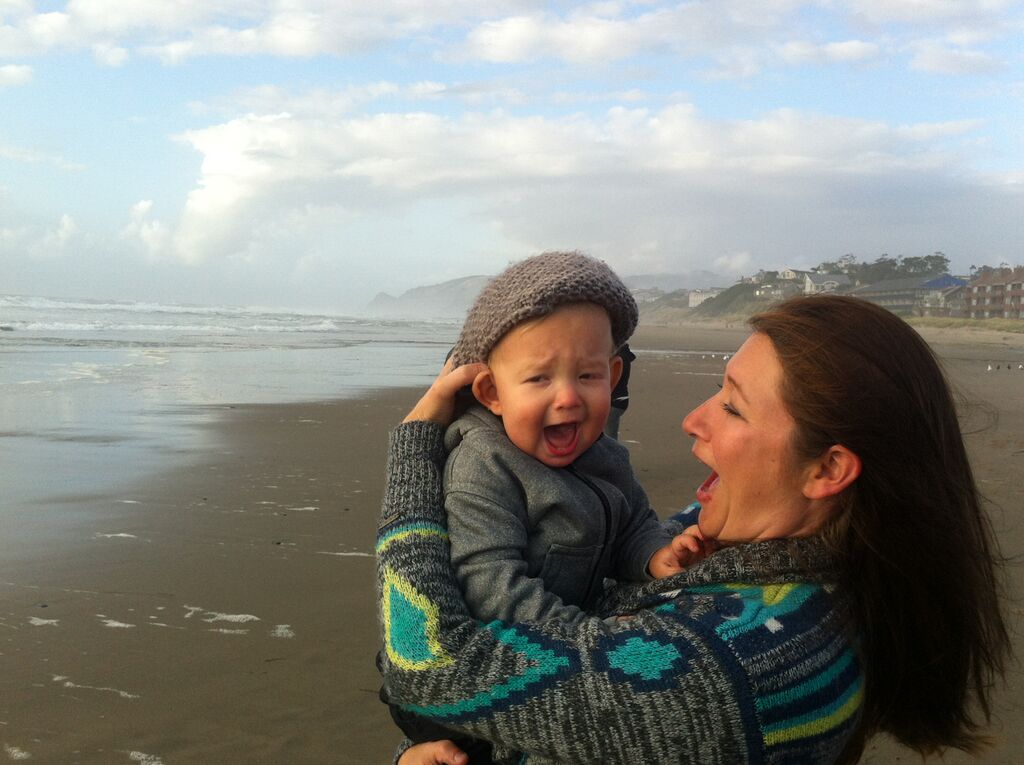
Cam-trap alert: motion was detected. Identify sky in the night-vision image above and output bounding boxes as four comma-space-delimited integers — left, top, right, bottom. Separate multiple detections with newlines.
1, 1, 1023, 313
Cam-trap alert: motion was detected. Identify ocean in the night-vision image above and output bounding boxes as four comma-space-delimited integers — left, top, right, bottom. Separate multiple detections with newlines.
0, 294, 459, 515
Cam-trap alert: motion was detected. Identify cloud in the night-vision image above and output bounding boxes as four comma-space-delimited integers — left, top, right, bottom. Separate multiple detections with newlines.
0, 63, 32, 86
189, 82, 411, 118
2, 3, 1020, 311
464, 13, 637, 63
455, 2, 1024, 83
0, 1, 526, 60
92, 42, 129, 66
2, 213, 79, 258
895, 119, 985, 141
0, 1, 1017, 90
386, 79, 530, 106
0, 139, 84, 171
714, 252, 754, 274
849, 0, 1019, 25
188, 79, 561, 123
460, 3, 807, 66
0, 224, 26, 245
134, 100, 1021, 288
909, 41, 1003, 74
138, 13, 350, 64
121, 200, 169, 259
44, 213, 77, 250
0, 0, 32, 17
778, 40, 880, 65
0, 1, 818, 70
455, 2, 1012, 80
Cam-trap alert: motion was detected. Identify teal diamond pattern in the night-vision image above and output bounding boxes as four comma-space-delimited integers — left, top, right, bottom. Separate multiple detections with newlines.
606, 636, 683, 682
400, 623, 575, 721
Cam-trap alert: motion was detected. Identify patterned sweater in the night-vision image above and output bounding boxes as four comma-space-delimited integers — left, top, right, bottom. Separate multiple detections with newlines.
377, 422, 863, 764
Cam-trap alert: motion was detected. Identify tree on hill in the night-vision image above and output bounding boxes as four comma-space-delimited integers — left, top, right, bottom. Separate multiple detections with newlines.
817, 253, 859, 274
901, 252, 950, 274
860, 255, 900, 283
813, 252, 950, 284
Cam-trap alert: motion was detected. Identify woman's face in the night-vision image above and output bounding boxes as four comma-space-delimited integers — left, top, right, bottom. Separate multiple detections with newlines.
682, 332, 825, 543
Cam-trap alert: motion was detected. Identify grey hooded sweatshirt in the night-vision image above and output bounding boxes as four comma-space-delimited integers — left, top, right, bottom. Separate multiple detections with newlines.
443, 405, 671, 628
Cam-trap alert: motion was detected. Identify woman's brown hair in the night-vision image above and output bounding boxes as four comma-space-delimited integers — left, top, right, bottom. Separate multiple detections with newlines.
749, 295, 1009, 761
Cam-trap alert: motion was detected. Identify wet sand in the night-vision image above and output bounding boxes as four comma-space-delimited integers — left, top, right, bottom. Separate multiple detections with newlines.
2, 323, 1022, 763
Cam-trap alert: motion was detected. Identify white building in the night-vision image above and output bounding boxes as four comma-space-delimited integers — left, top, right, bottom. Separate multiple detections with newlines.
688, 288, 725, 308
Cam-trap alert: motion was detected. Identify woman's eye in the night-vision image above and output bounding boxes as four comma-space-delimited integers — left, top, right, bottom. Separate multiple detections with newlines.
715, 383, 741, 417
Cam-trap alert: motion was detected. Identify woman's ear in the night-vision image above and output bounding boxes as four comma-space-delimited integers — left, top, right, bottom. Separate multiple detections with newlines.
471, 369, 502, 415
803, 445, 862, 500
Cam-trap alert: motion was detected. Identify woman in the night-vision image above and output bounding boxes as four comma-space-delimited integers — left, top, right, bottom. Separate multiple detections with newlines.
378, 295, 1009, 764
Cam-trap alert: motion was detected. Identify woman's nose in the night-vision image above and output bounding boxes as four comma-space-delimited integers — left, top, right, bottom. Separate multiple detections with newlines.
682, 398, 710, 438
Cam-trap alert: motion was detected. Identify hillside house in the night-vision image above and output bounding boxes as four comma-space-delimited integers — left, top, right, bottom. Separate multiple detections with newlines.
803, 273, 851, 295
754, 281, 802, 301
779, 268, 808, 282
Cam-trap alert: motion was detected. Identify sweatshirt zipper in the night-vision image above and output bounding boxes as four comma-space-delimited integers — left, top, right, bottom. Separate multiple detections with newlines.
567, 464, 612, 607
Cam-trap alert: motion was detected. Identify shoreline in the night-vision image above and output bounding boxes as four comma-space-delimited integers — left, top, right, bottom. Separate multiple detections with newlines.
2, 325, 1022, 762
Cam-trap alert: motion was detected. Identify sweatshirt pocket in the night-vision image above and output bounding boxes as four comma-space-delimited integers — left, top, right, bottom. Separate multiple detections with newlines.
538, 543, 603, 609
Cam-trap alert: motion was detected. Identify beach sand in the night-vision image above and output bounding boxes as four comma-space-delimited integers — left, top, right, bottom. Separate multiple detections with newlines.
2, 323, 1022, 763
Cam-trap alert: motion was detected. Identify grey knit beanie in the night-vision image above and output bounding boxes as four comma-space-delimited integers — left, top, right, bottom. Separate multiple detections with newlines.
450, 251, 638, 366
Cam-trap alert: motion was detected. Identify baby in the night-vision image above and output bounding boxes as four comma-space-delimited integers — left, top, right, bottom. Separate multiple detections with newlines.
386, 251, 701, 762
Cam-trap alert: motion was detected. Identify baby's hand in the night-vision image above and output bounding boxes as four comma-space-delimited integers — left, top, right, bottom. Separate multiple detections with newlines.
647, 525, 716, 579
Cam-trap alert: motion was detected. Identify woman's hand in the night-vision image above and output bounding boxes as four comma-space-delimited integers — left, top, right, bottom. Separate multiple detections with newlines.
403, 359, 488, 426
397, 740, 469, 765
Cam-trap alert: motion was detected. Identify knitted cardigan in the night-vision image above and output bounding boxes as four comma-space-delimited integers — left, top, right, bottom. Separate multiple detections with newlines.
377, 422, 863, 764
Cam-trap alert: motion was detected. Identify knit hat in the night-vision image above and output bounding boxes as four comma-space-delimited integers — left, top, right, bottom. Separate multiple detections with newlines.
450, 251, 638, 366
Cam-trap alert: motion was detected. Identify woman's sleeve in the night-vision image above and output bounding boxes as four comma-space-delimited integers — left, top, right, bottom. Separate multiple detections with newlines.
376, 422, 752, 763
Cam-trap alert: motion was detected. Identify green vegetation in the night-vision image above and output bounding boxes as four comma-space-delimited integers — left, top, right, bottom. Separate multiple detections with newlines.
906, 316, 1024, 334
637, 290, 695, 324
692, 283, 773, 318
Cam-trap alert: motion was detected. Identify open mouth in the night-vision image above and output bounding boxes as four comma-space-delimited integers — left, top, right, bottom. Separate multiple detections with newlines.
544, 422, 580, 456
696, 470, 719, 503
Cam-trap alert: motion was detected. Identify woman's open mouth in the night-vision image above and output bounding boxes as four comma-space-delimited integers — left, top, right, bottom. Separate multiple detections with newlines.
544, 422, 580, 456
696, 471, 719, 503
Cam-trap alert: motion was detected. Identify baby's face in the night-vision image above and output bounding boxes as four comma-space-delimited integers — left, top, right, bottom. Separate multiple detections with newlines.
482, 303, 622, 467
